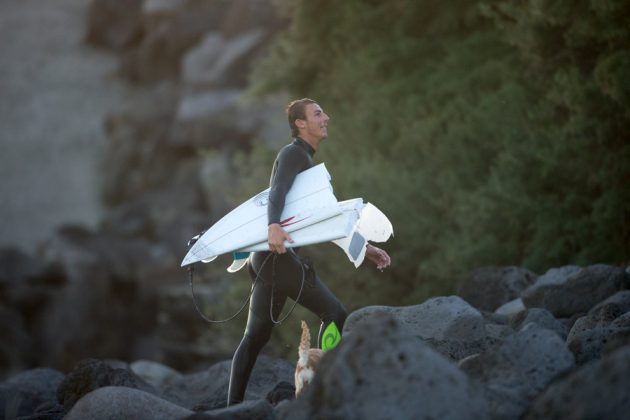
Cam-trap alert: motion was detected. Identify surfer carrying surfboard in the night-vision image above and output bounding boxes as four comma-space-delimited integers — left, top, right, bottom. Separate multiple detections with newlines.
227, 98, 391, 405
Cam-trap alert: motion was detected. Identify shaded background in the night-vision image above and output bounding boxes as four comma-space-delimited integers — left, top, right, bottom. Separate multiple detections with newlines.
1, 0, 628, 379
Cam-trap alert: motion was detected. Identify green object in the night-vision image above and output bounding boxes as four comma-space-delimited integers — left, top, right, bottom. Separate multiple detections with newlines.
321, 322, 341, 352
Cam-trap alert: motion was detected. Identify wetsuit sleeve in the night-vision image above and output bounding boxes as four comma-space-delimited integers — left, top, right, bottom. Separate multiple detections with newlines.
268, 146, 309, 225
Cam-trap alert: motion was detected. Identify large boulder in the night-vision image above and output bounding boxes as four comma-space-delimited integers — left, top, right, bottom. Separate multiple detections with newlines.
344, 296, 496, 360
130, 360, 184, 393
509, 308, 568, 339
279, 315, 489, 420
0, 368, 64, 419
524, 346, 630, 420
566, 291, 630, 364
65, 386, 193, 420
57, 359, 156, 412
458, 266, 537, 311
186, 399, 275, 420
460, 324, 575, 420
161, 355, 294, 410
521, 264, 630, 317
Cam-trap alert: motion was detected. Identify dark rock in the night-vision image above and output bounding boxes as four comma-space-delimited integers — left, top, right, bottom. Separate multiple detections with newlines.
129, 360, 183, 393
64, 386, 193, 420
565, 291, 630, 364
458, 266, 537, 311
344, 296, 497, 361
281, 315, 488, 420
19, 403, 66, 420
567, 310, 630, 365
509, 308, 568, 339
524, 346, 630, 420
0, 368, 64, 419
521, 264, 630, 317
161, 356, 294, 410
460, 324, 575, 420
57, 359, 156, 411
189, 399, 275, 420
85, 0, 143, 51
265, 381, 295, 406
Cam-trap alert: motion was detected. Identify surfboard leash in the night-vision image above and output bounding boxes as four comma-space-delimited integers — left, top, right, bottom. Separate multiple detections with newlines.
187, 252, 274, 324
269, 249, 306, 325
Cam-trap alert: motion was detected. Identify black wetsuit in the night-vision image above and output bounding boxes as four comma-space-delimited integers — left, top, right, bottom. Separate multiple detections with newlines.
227, 137, 348, 405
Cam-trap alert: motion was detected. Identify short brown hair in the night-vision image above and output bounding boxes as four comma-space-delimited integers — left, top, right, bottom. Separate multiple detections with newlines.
286, 98, 317, 137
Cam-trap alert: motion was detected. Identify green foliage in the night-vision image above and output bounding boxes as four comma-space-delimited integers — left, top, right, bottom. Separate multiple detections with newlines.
244, 0, 630, 312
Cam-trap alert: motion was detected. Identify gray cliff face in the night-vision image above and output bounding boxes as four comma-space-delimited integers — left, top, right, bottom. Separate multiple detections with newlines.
0, 0, 123, 251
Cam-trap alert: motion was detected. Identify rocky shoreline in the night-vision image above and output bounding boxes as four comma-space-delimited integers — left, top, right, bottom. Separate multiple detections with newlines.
2, 263, 629, 419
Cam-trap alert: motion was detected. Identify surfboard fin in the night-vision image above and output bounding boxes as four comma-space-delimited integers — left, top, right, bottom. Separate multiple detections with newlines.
227, 252, 250, 273
333, 202, 393, 267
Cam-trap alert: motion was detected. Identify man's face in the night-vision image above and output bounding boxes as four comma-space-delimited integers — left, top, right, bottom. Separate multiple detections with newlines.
299, 103, 330, 141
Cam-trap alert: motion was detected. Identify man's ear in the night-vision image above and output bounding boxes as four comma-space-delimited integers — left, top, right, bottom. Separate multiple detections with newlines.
295, 119, 306, 130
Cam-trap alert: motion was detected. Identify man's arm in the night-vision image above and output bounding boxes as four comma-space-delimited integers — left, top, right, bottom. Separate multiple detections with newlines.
365, 244, 391, 271
267, 147, 308, 254
268, 223, 293, 254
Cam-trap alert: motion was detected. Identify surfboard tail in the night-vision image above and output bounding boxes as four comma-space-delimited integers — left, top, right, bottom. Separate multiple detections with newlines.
333, 201, 393, 268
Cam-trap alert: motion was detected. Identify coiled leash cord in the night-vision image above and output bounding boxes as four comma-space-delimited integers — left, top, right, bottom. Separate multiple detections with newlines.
187, 249, 305, 325
269, 249, 306, 325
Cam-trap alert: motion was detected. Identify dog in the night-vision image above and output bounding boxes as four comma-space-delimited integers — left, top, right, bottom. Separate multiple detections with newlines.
294, 320, 324, 397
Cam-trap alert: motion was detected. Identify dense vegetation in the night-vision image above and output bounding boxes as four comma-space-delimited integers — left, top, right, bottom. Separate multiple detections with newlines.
235, 0, 630, 316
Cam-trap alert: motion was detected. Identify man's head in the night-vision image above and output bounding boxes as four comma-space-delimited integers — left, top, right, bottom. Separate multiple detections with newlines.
286, 98, 330, 148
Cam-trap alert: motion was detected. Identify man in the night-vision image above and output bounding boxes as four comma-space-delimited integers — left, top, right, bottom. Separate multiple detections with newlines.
227, 98, 391, 405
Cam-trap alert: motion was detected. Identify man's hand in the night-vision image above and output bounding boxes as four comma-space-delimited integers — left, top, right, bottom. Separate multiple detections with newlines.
268, 223, 294, 254
365, 244, 391, 271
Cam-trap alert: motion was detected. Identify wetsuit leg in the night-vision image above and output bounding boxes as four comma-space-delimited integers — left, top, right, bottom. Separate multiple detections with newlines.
227, 252, 287, 405
272, 251, 348, 349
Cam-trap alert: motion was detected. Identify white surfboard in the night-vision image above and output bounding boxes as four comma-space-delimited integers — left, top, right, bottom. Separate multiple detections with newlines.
241, 198, 364, 252
181, 163, 342, 267
225, 199, 393, 271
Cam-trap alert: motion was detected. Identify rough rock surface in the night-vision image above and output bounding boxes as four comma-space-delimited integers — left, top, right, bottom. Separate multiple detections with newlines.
566, 291, 630, 364
161, 356, 294, 410
521, 265, 630, 317
0, 368, 65, 419
344, 296, 492, 360
65, 386, 193, 420
524, 346, 630, 420
458, 266, 537, 311
509, 308, 568, 339
460, 324, 575, 420
280, 314, 489, 420
57, 359, 156, 411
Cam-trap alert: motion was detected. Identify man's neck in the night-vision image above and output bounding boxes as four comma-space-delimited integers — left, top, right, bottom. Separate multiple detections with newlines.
298, 134, 320, 152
